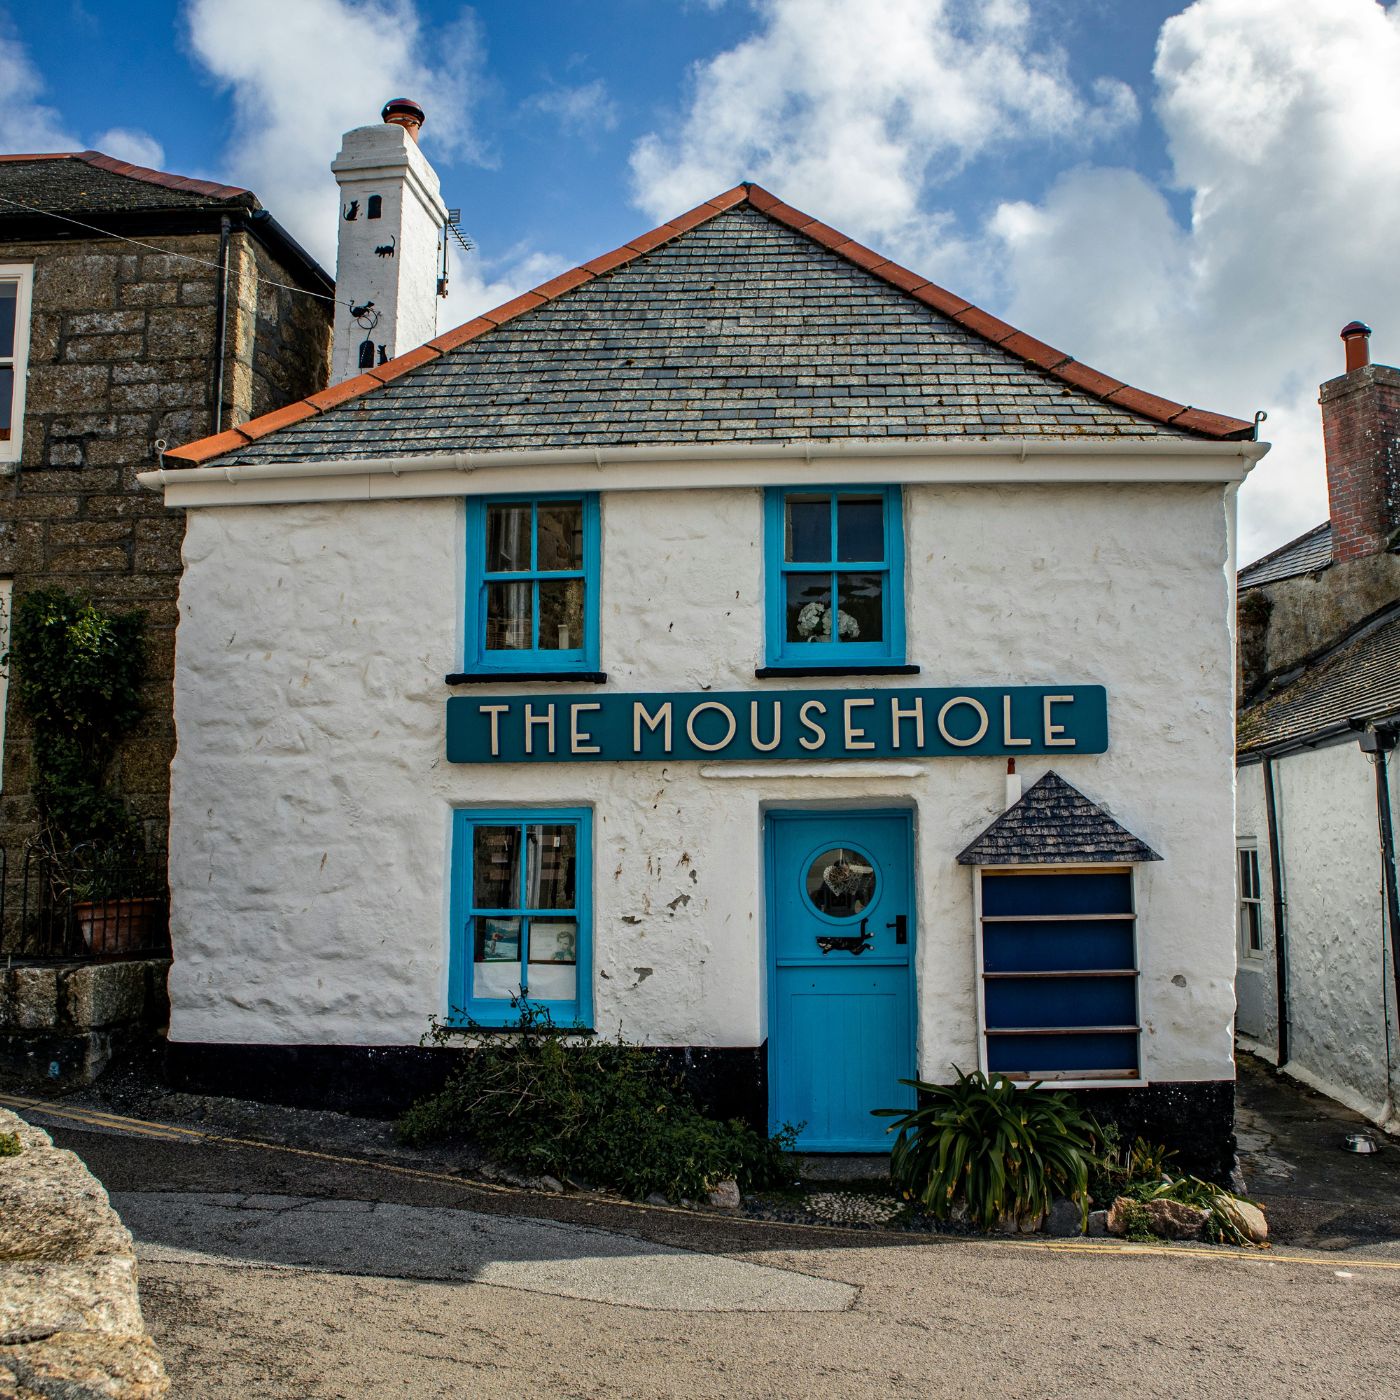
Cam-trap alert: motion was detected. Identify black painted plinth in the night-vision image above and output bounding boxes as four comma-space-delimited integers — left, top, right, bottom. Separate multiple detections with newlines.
166, 1040, 768, 1127
1075, 1080, 1236, 1182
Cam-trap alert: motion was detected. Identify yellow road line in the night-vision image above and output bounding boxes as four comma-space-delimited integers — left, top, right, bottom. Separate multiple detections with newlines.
7, 1093, 1400, 1272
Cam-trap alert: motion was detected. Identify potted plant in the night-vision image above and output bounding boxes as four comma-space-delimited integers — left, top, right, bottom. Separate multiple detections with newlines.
3, 589, 155, 956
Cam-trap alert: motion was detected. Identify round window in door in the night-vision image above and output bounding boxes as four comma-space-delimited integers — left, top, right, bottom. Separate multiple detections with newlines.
803, 845, 878, 920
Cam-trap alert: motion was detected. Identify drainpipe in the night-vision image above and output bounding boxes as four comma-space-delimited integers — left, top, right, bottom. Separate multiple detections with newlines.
1263, 757, 1290, 1066
212, 215, 232, 434
1361, 726, 1400, 1052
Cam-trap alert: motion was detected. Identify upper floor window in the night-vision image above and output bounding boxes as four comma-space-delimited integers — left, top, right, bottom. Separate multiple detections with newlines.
464, 494, 600, 674
1238, 845, 1264, 958
763, 486, 905, 668
0, 265, 34, 467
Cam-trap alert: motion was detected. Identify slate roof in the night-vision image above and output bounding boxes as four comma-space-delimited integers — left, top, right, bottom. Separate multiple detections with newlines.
1237, 609, 1400, 755
957, 771, 1162, 866
1238, 521, 1333, 590
167, 183, 1255, 468
0, 151, 254, 214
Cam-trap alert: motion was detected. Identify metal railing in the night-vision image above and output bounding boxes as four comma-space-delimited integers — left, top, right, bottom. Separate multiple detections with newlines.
0, 839, 170, 964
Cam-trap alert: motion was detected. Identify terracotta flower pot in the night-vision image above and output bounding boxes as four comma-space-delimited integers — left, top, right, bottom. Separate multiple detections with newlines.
73, 896, 162, 955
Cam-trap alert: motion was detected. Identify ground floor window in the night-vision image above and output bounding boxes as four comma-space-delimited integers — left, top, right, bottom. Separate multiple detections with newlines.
978, 867, 1139, 1081
1237, 845, 1264, 958
449, 807, 592, 1027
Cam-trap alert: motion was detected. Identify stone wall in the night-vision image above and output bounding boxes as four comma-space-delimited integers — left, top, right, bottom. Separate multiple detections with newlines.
0, 227, 330, 907
0, 958, 170, 1088
0, 1105, 169, 1397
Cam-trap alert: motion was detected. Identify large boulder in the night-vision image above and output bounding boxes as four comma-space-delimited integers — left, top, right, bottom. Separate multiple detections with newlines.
1107, 1195, 1209, 1241
1217, 1194, 1269, 1244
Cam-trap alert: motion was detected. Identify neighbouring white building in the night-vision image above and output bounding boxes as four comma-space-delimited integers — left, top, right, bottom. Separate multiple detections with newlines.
1235, 323, 1400, 1133
140, 108, 1266, 1171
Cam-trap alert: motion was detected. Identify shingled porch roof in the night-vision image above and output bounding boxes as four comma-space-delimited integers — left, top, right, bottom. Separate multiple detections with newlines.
957, 771, 1162, 866
167, 182, 1255, 468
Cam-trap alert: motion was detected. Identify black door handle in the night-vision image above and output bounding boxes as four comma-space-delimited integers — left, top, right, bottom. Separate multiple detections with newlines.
887, 914, 907, 945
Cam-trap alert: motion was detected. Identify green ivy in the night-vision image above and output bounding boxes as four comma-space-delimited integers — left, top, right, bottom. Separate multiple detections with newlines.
4, 588, 147, 852
399, 1003, 801, 1202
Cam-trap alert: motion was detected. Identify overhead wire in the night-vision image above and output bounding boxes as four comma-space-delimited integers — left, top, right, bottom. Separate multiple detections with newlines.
0, 192, 345, 307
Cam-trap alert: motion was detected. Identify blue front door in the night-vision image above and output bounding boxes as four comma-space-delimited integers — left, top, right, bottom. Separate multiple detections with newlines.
767, 810, 915, 1151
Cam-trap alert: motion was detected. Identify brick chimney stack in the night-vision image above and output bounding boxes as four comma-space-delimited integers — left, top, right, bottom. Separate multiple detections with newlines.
1321, 321, 1400, 562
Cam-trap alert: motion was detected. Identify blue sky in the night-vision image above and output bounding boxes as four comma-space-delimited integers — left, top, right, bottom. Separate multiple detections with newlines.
4, 0, 1400, 563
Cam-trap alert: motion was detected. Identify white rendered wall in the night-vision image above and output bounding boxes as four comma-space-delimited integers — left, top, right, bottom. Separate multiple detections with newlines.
1252, 743, 1399, 1128
330, 123, 447, 384
168, 479, 1240, 1085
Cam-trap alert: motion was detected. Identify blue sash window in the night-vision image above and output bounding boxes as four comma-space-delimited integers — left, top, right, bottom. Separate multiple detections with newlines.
764, 486, 905, 668
464, 495, 600, 673
449, 808, 593, 1028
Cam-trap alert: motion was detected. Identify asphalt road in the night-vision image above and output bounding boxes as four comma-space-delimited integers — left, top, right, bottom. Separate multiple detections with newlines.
20, 1103, 1400, 1400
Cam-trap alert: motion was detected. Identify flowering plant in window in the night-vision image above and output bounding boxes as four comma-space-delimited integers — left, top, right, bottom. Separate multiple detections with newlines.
795, 601, 859, 642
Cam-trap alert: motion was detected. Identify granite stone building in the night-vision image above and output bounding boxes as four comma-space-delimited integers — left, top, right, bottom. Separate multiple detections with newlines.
144, 176, 1264, 1174
0, 149, 332, 906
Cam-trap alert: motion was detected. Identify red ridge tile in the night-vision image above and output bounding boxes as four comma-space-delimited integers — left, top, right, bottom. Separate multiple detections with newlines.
366, 344, 441, 383
1168, 407, 1255, 437
582, 246, 639, 276
870, 263, 931, 295
800, 220, 848, 251
910, 282, 972, 317
1052, 360, 1126, 399
1105, 385, 1188, 421
705, 185, 750, 211
481, 291, 548, 325
304, 373, 383, 412
625, 226, 680, 255
997, 331, 1071, 372
666, 203, 727, 235
427, 317, 497, 353
164, 428, 252, 464
956, 307, 1018, 344
533, 267, 595, 300
237, 401, 319, 441
831, 240, 889, 273
753, 197, 816, 229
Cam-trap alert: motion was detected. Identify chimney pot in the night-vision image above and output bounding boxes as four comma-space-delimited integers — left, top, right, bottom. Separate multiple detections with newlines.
1341, 320, 1372, 373
381, 97, 426, 143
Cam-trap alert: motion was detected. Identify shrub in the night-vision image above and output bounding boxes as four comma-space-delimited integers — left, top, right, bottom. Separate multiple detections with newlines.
4, 588, 147, 851
1086, 1123, 1177, 1205
875, 1069, 1097, 1231
399, 1003, 800, 1202
0, 1131, 21, 1158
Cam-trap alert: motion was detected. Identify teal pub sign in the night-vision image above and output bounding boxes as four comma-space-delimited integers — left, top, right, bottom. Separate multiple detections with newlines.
445, 685, 1108, 764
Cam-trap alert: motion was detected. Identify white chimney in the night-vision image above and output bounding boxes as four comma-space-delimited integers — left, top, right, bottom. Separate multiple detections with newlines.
329, 98, 448, 385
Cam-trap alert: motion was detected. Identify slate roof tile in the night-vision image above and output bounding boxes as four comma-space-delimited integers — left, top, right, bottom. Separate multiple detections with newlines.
1237, 609, 1400, 754
1237, 521, 1333, 589
166, 186, 1255, 467
957, 771, 1162, 866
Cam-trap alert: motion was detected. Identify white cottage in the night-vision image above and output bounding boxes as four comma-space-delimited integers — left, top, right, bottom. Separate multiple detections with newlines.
143, 119, 1264, 1172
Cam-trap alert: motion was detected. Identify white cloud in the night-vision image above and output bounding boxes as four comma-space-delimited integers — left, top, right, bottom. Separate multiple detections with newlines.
0, 23, 161, 163
528, 79, 619, 136
630, 0, 1137, 277
91, 127, 166, 168
0, 23, 79, 152
440, 245, 569, 326
986, 0, 1400, 561
629, 0, 1400, 563
183, 0, 491, 269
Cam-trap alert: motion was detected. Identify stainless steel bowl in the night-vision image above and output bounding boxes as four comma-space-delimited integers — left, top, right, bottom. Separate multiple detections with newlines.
1343, 1132, 1380, 1154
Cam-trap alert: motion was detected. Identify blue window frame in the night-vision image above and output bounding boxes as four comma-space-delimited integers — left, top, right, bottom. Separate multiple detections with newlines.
763, 486, 905, 668
978, 868, 1140, 1081
449, 808, 593, 1028
464, 494, 600, 673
